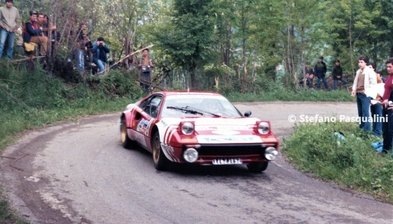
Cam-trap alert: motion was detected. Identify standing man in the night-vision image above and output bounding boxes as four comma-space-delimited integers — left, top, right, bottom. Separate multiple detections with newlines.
91, 37, 110, 74
380, 58, 393, 154
0, 0, 20, 59
314, 56, 328, 89
75, 22, 91, 74
351, 56, 377, 133
138, 48, 154, 93
332, 59, 345, 90
369, 63, 383, 137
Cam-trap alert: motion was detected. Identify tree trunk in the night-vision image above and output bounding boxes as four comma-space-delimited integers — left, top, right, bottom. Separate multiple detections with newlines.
349, 0, 355, 76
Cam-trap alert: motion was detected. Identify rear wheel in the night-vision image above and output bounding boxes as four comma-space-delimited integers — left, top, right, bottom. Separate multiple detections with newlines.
152, 132, 170, 170
120, 118, 136, 149
247, 162, 268, 173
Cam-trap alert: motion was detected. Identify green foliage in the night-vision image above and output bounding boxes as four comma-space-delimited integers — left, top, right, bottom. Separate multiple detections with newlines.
13, 0, 393, 91
283, 122, 393, 203
153, 0, 215, 88
0, 62, 142, 149
87, 69, 143, 98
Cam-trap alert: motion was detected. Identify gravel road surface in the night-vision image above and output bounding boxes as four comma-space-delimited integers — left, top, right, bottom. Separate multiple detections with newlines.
1, 102, 393, 224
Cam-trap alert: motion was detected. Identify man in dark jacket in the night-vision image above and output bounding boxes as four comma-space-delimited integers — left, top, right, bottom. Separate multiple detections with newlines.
23, 10, 48, 56
91, 37, 110, 74
314, 56, 328, 89
381, 58, 393, 155
332, 59, 346, 90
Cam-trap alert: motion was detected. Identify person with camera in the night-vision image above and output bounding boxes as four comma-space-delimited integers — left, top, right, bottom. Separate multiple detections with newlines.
91, 37, 110, 74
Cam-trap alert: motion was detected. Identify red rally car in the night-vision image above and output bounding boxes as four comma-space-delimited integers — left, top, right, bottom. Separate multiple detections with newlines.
120, 91, 279, 172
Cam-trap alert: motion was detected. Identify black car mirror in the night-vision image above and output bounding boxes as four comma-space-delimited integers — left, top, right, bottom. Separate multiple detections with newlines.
244, 111, 252, 117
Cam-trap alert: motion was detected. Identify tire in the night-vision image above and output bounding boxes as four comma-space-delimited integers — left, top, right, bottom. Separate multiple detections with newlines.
120, 118, 136, 149
151, 132, 170, 171
247, 162, 268, 173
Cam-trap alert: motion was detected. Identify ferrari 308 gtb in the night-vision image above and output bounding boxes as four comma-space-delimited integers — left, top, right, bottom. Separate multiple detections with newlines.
120, 91, 279, 172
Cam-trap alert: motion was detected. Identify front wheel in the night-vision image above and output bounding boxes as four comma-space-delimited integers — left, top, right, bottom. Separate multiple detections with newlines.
120, 118, 136, 149
151, 132, 170, 170
247, 162, 268, 173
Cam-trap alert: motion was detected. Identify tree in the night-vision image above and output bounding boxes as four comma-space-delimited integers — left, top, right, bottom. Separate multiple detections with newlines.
154, 0, 214, 89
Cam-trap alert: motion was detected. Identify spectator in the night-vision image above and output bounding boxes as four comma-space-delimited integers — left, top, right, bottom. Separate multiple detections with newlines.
91, 37, 109, 74
37, 13, 56, 39
138, 48, 154, 93
23, 10, 48, 56
0, 0, 20, 59
303, 65, 314, 88
75, 22, 91, 73
314, 56, 328, 90
381, 58, 393, 155
332, 59, 346, 90
351, 56, 377, 133
369, 63, 383, 137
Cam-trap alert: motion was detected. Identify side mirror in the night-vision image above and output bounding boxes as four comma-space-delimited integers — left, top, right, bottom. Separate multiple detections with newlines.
244, 111, 252, 117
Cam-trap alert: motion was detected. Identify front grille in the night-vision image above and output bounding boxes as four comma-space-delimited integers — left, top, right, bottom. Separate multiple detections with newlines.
197, 144, 264, 156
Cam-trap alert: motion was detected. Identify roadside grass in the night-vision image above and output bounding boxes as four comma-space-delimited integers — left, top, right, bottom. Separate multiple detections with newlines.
0, 191, 27, 224
226, 88, 352, 102
0, 63, 141, 223
283, 122, 393, 204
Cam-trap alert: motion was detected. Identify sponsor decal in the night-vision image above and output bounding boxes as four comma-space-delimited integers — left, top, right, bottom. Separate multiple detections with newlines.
137, 119, 152, 135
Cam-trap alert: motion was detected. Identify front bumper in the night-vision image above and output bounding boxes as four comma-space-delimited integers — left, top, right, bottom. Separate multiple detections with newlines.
164, 143, 279, 165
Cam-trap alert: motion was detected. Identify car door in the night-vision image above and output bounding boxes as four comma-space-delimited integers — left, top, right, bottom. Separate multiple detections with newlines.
132, 94, 163, 149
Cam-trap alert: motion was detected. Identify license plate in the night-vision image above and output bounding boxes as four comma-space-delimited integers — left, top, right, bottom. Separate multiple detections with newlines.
212, 158, 242, 165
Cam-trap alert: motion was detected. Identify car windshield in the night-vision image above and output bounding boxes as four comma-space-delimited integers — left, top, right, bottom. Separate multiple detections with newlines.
161, 95, 242, 118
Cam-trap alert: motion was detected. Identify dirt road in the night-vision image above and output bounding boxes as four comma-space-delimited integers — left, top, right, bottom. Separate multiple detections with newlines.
1, 102, 392, 224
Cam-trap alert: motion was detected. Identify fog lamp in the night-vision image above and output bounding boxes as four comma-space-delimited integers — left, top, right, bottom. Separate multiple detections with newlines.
183, 148, 198, 163
265, 147, 278, 161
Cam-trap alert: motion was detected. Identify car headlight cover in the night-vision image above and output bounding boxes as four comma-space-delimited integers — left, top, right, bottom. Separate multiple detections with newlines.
265, 147, 278, 161
181, 122, 195, 135
258, 121, 270, 134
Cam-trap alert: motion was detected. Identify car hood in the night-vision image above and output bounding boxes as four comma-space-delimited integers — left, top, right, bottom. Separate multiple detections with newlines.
157, 117, 275, 144
160, 117, 260, 128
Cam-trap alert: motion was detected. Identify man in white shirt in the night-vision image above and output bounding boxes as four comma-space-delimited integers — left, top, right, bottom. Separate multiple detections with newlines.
351, 56, 377, 133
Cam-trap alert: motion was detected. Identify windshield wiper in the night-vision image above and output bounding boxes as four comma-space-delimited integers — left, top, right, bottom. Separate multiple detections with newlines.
167, 106, 221, 117
194, 108, 221, 117
167, 106, 204, 115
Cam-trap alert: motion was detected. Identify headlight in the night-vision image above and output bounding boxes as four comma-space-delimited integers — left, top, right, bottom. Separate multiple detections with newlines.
183, 148, 198, 163
265, 147, 278, 161
258, 121, 270, 135
181, 122, 194, 135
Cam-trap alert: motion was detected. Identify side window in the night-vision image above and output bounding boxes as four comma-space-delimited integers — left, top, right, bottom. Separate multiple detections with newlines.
141, 95, 162, 118
149, 96, 162, 117
140, 97, 152, 112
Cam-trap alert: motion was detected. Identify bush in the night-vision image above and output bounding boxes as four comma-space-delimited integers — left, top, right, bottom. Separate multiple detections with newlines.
92, 69, 142, 98
283, 122, 393, 203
